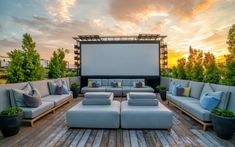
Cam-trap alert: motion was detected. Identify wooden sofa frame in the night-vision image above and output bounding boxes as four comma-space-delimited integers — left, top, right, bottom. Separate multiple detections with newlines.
167, 100, 212, 131
22, 97, 72, 127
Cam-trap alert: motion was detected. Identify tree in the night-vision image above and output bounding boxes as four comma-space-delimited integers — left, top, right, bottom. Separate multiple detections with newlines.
171, 66, 178, 78
203, 52, 220, 84
22, 33, 44, 81
7, 33, 44, 83
176, 58, 186, 79
223, 24, 235, 86
48, 52, 61, 79
7, 50, 25, 83
48, 48, 68, 78
185, 46, 194, 80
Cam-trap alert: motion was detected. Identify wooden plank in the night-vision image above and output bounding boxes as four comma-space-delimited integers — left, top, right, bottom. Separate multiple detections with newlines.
155, 131, 170, 147
198, 130, 223, 147
116, 129, 122, 147
150, 130, 163, 147
92, 130, 104, 147
130, 130, 139, 147
100, 130, 110, 147
107, 130, 116, 147
69, 129, 85, 147
85, 129, 97, 147
191, 129, 215, 146
77, 129, 91, 147
62, 129, 80, 147
169, 129, 185, 147
162, 130, 178, 147
123, 130, 131, 147
136, 130, 147, 147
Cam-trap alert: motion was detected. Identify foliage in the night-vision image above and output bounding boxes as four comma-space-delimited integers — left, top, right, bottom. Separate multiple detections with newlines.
189, 48, 204, 81
176, 58, 186, 79
7, 34, 44, 83
71, 82, 80, 89
211, 109, 235, 118
171, 66, 178, 78
227, 24, 235, 57
155, 85, 167, 92
0, 107, 23, 115
7, 50, 25, 83
65, 71, 77, 77
203, 52, 220, 84
48, 48, 68, 79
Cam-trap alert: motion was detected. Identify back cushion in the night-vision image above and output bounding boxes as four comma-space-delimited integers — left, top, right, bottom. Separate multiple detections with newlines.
108, 79, 122, 86
30, 80, 50, 97
0, 88, 11, 111
171, 79, 189, 87
60, 78, 70, 89
189, 81, 204, 99
101, 79, 109, 86
122, 79, 131, 86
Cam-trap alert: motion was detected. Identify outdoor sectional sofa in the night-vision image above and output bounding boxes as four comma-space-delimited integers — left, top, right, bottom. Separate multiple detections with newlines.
0, 77, 79, 127
163, 78, 232, 131
81, 79, 154, 96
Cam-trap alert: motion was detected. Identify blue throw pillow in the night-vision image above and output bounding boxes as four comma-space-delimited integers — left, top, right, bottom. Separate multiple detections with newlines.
200, 93, 221, 110
62, 81, 69, 94
172, 84, 181, 96
176, 87, 184, 96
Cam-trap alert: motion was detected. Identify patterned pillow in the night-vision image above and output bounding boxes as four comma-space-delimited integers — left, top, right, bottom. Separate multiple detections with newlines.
23, 93, 42, 108
117, 82, 122, 88
136, 82, 143, 88
55, 85, 64, 95
200, 93, 221, 110
176, 87, 184, 96
111, 82, 118, 87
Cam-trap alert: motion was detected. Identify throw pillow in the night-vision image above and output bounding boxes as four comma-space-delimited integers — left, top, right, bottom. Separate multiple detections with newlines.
55, 85, 64, 95
111, 82, 118, 87
117, 82, 122, 88
132, 82, 136, 87
136, 82, 143, 88
200, 93, 221, 110
88, 81, 92, 87
92, 82, 97, 88
176, 87, 184, 96
32, 88, 41, 98
23, 93, 42, 108
142, 82, 145, 87
172, 84, 181, 96
169, 81, 175, 93
182, 87, 191, 97
61, 80, 69, 94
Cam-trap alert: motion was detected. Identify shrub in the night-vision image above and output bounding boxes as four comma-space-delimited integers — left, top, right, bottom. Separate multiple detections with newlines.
211, 109, 235, 118
71, 83, 80, 89
156, 85, 167, 92
0, 107, 23, 115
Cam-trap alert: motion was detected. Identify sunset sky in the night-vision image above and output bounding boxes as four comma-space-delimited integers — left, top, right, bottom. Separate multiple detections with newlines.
0, 0, 235, 67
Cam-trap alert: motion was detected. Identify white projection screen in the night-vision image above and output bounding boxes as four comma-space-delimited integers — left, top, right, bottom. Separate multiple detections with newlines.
81, 42, 160, 76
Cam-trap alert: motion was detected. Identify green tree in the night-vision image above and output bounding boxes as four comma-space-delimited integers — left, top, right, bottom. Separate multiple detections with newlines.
48, 52, 61, 79
223, 24, 235, 86
171, 66, 178, 78
48, 48, 68, 78
203, 52, 220, 84
185, 46, 194, 80
7, 33, 44, 83
176, 58, 186, 79
7, 50, 25, 83
22, 33, 44, 81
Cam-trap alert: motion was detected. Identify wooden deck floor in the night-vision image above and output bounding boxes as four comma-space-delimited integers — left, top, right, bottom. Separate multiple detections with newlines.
0, 97, 234, 147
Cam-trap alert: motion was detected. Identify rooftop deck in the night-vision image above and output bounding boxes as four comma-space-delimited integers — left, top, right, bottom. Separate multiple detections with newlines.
0, 97, 234, 147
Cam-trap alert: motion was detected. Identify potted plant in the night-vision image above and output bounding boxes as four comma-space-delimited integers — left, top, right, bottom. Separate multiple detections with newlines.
156, 85, 167, 101
70, 82, 80, 98
0, 107, 23, 137
211, 109, 235, 140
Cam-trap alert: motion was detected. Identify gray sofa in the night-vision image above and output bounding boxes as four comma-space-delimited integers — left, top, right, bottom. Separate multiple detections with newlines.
163, 78, 232, 130
0, 77, 79, 126
81, 79, 154, 96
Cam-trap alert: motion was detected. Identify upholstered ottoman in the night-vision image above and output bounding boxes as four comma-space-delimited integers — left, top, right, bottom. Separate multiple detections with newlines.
121, 101, 173, 129
66, 101, 120, 128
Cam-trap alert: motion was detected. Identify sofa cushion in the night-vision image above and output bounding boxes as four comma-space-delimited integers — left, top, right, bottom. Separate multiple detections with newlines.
106, 86, 122, 95
88, 79, 102, 87
84, 92, 112, 99
0, 88, 11, 111
21, 101, 54, 118
181, 101, 211, 121
42, 94, 71, 106
182, 87, 191, 97
122, 79, 131, 86
30, 80, 50, 97
131, 79, 144, 87
128, 92, 156, 99
82, 98, 111, 105
128, 98, 159, 106
101, 79, 109, 86
189, 81, 204, 99
171, 79, 189, 87
130, 86, 154, 93
167, 94, 198, 108
81, 86, 106, 93
122, 86, 131, 95
200, 83, 214, 99
108, 79, 122, 86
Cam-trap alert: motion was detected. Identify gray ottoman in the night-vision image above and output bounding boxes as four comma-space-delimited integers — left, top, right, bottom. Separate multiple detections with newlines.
121, 101, 173, 129
66, 101, 120, 128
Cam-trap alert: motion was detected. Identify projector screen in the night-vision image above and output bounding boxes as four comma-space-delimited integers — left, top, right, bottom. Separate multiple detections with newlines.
81, 42, 160, 76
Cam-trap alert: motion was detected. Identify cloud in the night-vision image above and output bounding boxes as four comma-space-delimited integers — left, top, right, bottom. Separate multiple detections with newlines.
170, 25, 186, 34
109, 0, 220, 22
46, 0, 76, 22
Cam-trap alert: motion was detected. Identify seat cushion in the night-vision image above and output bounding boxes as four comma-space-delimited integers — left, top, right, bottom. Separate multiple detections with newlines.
128, 92, 156, 99
85, 92, 113, 99
42, 94, 71, 106
81, 86, 106, 93
130, 86, 154, 93
21, 101, 54, 118
122, 86, 131, 95
167, 94, 198, 108
121, 101, 172, 129
128, 98, 159, 106
66, 101, 120, 128
180, 101, 211, 121
82, 98, 112, 105
106, 86, 122, 95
